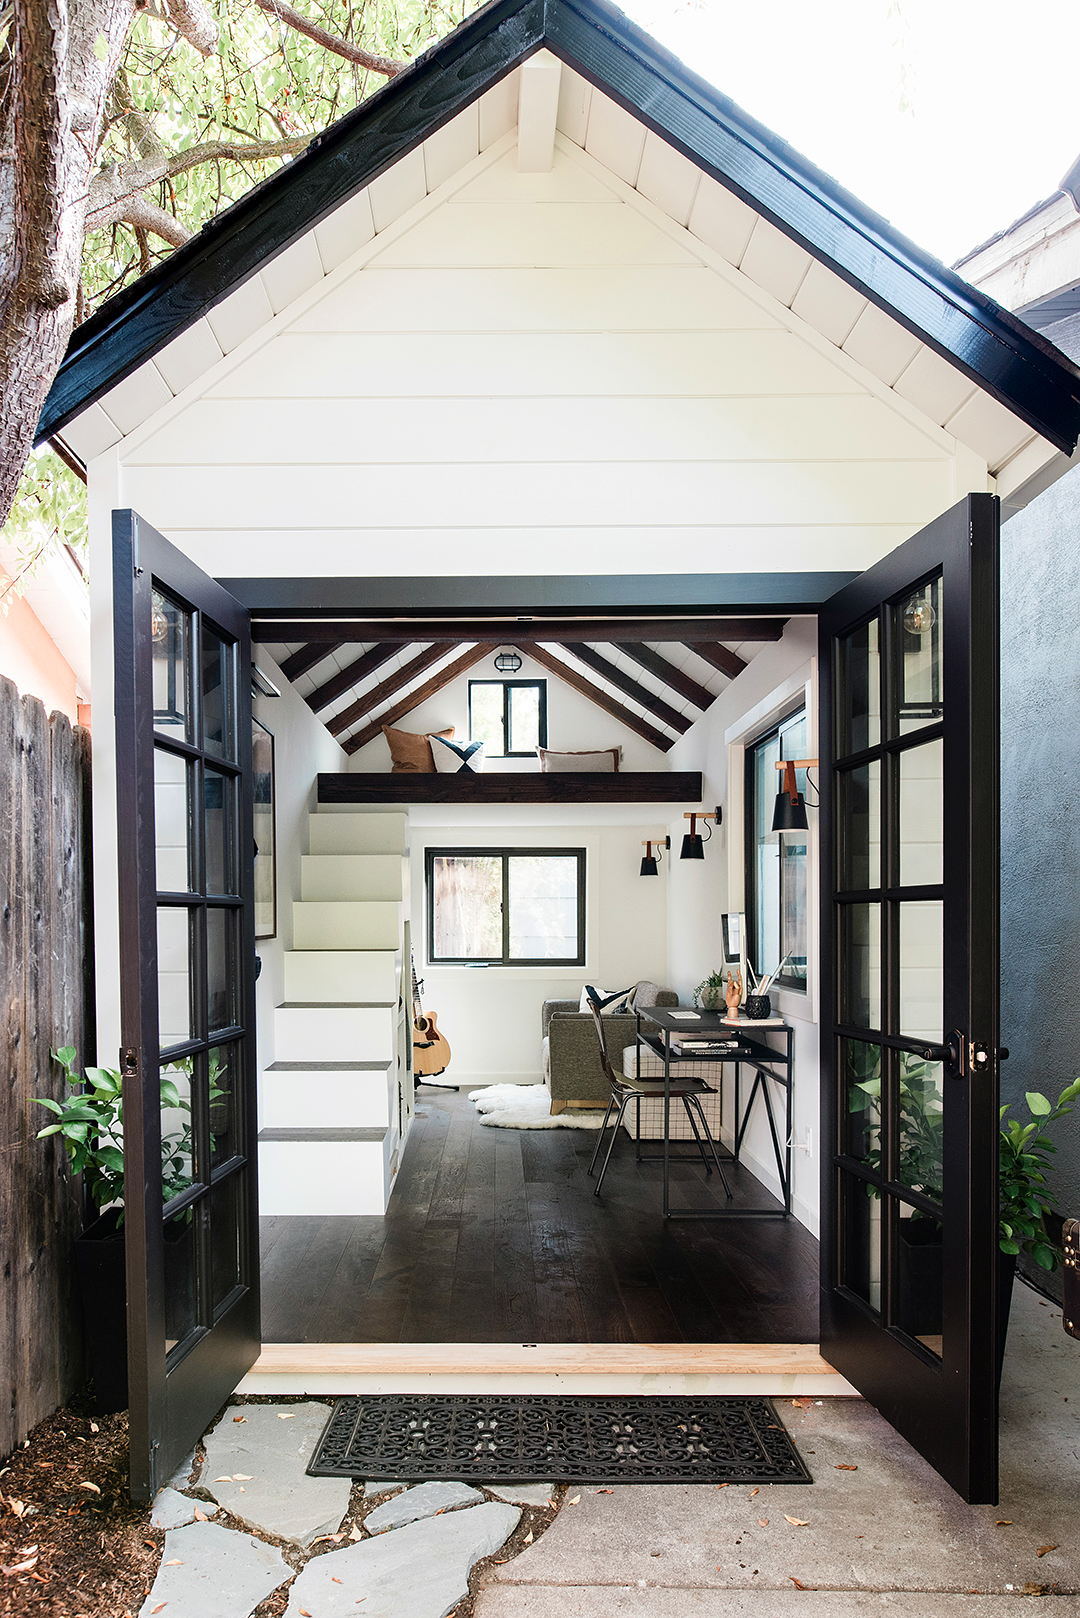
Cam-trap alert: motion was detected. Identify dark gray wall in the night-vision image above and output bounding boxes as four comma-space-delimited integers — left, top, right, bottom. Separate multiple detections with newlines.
1000, 459, 1080, 1296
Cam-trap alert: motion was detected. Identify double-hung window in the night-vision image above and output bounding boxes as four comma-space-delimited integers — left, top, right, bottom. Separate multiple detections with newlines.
469, 680, 547, 757
745, 707, 809, 991
427, 848, 585, 966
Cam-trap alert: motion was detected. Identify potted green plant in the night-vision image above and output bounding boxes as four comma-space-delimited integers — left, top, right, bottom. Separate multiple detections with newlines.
693, 970, 727, 1011
36, 1047, 221, 1412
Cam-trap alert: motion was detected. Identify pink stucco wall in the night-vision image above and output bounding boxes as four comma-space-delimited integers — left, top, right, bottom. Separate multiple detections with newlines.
0, 588, 79, 722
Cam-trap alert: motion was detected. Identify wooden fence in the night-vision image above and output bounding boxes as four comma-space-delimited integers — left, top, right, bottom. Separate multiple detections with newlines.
0, 674, 93, 1458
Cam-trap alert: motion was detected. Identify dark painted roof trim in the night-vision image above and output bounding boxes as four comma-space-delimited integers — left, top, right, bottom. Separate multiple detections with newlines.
38, 0, 1080, 454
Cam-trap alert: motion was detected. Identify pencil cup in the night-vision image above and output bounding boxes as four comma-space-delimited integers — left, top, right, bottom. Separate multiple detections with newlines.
745, 995, 772, 1020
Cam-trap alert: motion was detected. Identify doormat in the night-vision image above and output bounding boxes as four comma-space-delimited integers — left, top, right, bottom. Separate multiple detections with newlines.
307, 1395, 812, 1485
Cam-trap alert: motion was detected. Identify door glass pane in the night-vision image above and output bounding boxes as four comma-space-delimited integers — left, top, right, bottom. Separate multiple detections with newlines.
839, 903, 881, 1030
201, 626, 236, 761
161, 1056, 196, 1204
152, 590, 189, 742
899, 900, 943, 1042
899, 740, 943, 887
209, 1042, 238, 1170
469, 684, 505, 756
896, 1205, 943, 1355
837, 762, 880, 891
430, 855, 502, 958
211, 1173, 243, 1312
841, 1171, 881, 1313
897, 1051, 944, 1203
164, 1207, 198, 1354
207, 907, 238, 1034
842, 1038, 881, 1169
509, 684, 541, 754
157, 907, 192, 1049
205, 768, 238, 896
894, 576, 943, 736
154, 747, 190, 893
508, 855, 580, 960
837, 616, 880, 756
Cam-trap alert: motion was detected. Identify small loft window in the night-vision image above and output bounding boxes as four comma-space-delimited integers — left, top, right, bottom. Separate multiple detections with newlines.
469, 680, 547, 758
745, 707, 808, 992
427, 848, 585, 966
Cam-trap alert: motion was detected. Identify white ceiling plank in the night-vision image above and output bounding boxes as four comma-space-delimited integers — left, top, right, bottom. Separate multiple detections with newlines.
686, 174, 756, 265
738, 218, 813, 308
314, 190, 376, 273
842, 305, 923, 387
154, 320, 224, 394
994, 433, 1060, 502
367, 202, 695, 268
206, 278, 276, 354
478, 70, 520, 149
99, 363, 173, 435
368, 147, 427, 232
945, 391, 1034, 471
58, 402, 122, 463
790, 261, 868, 346
260, 235, 325, 315
517, 51, 561, 173
584, 90, 646, 186
555, 65, 592, 145
892, 345, 977, 425
635, 133, 700, 226
424, 105, 480, 191
453, 144, 616, 203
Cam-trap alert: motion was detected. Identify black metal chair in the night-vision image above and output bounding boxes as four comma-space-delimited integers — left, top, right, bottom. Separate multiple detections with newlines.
584, 995, 732, 1199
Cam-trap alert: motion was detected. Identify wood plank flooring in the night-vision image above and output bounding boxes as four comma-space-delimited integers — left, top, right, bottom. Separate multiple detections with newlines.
260, 1089, 819, 1344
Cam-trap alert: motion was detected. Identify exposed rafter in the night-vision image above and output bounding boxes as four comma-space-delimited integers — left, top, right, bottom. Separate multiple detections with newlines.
526, 643, 673, 753
278, 641, 341, 682
620, 642, 714, 711
343, 644, 499, 755
327, 643, 447, 738
253, 617, 789, 645
306, 642, 405, 714
688, 642, 749, 680
563, 644, 691, 734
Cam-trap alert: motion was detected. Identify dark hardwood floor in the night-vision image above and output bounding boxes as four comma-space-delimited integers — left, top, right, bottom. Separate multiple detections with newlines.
259, 1089, 819, 1344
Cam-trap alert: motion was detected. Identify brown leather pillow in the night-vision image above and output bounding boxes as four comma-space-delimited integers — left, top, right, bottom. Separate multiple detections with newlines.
383, 724, 454, 773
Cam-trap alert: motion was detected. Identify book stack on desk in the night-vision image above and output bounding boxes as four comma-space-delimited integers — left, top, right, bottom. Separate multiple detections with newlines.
676, 1038, 740, 1053
720, 1016, 787, 1029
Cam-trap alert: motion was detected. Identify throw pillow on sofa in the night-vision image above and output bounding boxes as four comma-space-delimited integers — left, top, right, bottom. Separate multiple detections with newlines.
580, 985, 633, 1014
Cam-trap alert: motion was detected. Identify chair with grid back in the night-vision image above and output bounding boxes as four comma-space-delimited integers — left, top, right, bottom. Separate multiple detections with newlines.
585, 994, 732, 1200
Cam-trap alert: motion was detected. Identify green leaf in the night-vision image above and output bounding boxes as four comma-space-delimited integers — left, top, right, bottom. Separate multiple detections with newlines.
36, 1123, 64, 1137
1032, 1244, 1057, 1271
1026, 1092, 1052, 1117
998, 1238, 1020, 1254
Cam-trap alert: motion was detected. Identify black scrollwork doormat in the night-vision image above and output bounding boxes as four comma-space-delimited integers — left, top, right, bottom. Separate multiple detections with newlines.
307, 1395, 812, 1485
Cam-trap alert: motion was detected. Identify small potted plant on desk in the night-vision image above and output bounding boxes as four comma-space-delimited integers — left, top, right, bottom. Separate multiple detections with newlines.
36, 1047, 219, 1412
693, 970, 728, 1011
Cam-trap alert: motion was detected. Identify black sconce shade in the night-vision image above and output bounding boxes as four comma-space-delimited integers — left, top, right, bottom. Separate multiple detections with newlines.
680, 833, 705, 859
640, 853, 659, 876
772, 760, 809, 832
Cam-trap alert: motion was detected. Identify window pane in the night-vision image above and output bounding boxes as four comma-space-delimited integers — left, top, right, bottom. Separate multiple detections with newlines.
896, 1206, 943, 1355
752, 731, 781, 978
209, 1042, 239, 1170
152, 590, 189, 742
894, 576, 943, 737
164, 1206, 198, 1354
837, 761, 879, 891
509, 685, 541, 754
899, 740, 943, 887
201, 625, 236, 761
842, 1038, 881, 1170
205, 768, 238, 896
207, 907, 239, 1034
211, 1173, 243, 1312
154, 747, 190, 893
508, 855, 581, 960
157, 907, 192, 1049
161, 1056, 196, 1205
840, 1170, 881, 1313
470, 684, 505, 757
838, 903, 881, 1030
750, 714, 807, 985
897, 1052, 944, 1203
899, 900, 943, 1042
836, 616, 880, 756
431, 855, 502, 958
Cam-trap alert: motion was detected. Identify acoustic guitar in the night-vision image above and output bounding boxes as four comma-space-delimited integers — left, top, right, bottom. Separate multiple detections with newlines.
411, 959, 452, 1080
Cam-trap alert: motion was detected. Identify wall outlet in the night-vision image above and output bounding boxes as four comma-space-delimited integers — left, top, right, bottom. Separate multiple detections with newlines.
797, 1127, 814, 1158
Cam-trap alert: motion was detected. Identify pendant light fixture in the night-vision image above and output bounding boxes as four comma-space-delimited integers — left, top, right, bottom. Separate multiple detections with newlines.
771, 758, 818, 833
493, 650, 523, 673
679, 808, 722, 859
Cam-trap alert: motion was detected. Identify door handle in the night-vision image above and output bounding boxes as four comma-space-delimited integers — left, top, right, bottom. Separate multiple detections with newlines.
911, 1030, 966, 1078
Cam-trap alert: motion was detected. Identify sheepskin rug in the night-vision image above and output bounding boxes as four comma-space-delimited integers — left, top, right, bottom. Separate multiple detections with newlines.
468, 1083, 606, 1130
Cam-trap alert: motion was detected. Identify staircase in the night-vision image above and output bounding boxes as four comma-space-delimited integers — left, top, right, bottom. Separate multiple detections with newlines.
257, 810, 411, 1216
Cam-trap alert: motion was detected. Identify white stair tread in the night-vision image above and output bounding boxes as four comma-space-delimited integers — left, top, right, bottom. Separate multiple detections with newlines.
259, 1127, 387, 1142
264, 1060, 391, 1072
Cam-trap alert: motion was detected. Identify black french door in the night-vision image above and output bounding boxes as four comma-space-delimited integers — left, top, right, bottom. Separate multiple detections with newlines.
113, 511, 260, 1501
819, 494, 1000, 1503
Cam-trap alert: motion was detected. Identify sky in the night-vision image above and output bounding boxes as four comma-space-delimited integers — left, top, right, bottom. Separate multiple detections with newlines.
619, 0, 1080, 267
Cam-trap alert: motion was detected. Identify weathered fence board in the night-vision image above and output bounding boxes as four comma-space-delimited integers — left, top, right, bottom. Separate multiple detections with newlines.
0, 674, 93, 1459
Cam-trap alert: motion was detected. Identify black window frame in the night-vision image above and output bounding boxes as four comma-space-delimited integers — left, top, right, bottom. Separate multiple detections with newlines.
426, 846, 586, 967
468, 679, 548, 757
744, 705, 809, 995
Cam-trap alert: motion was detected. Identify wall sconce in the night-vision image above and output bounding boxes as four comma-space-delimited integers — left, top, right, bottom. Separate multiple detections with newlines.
772, 758, 818, 833
639, 836, 670, 876
494, 650, 523, 673
680, 807, 722, 859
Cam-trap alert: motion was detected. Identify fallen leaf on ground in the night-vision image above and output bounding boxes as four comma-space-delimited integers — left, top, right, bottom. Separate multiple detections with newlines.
791, 1398, 814, 1409
1037, 1546, 1058, 1557
233, 1475, 253, 1481
1024, 1584, 1051, 1597
790, 1577, 813, 1590
523, 1531, 533, 1544
233, 1417, 246, 1424
192, 1507, 208, 1521
143, 1540, 156, 1549
89, 1423, 99, 1433
596, 1488, 613, 1494
567, 1495, 581, 1506
3, 1558, 38, 1575
299, 1608, 312, 1616
78, 1482, 101, 1493
835, 1464, 858, 1471
332, 1576, 343, 1584
7, 1499, 25, 1518
16, 1547, 37, 1556
758, 1519, 769, 1527
277, 1413, 295, 1420
749, 1488, 759, 1499
348, 1525, 362, 1541
164, 1560, 183, 1566
151, 1605, 167, 1614
784, 1516, 810, 1527
213, 1477, 235, 1483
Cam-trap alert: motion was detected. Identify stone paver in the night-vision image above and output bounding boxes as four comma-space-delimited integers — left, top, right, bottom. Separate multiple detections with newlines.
483, 1483, 555, 1509
285, 1501, 520, 1618
139, 1520, 290, 1618
166, 1447, 198, 1489
201, 1402, 351, 1548
475, 1595, 1080, 1616
150, 1486, 200, 1529
364, 1480, 408, 1495
365, 1480, 484, 1532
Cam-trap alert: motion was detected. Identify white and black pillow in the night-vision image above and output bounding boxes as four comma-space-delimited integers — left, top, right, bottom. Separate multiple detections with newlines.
581, 985, 633, 1015
431, 736, 486, 774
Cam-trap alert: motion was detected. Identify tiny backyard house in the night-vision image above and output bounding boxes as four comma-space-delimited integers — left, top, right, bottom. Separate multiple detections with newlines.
37, 0, 1080, 1504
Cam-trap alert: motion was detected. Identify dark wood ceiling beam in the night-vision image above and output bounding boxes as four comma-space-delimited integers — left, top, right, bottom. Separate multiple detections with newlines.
306, 642, 406, 714
564, 644, 691, 734
252, 617, 788, 645
327, 643, 449, 738
343, 644, 500, 755
687, 642, 748, 680
525, 643, 673, 754
278, 642, 343, 682
620, 642, 715, 711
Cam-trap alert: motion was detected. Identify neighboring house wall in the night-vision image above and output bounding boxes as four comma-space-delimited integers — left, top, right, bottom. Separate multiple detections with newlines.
0, 589, 80, 723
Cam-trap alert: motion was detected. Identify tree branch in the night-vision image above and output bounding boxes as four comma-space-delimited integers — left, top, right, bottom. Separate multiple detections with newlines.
84, 132, 309, 234
162, 0, 218, 55
251, 0, 405, 76
119, 195, 191, 247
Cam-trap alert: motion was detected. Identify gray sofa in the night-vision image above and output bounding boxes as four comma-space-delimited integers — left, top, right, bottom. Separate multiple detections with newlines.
542, 980, 679, 1112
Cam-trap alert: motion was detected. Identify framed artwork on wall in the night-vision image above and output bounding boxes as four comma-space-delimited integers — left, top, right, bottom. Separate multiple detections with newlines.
252, 717, 276, 938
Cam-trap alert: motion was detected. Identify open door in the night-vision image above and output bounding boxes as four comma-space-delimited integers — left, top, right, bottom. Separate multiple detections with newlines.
819, 493, 1000, 1503
113, 511, 260, 1500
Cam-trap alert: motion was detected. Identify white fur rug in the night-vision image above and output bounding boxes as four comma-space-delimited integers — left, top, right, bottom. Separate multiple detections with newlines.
468, 1083, 606, 1130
